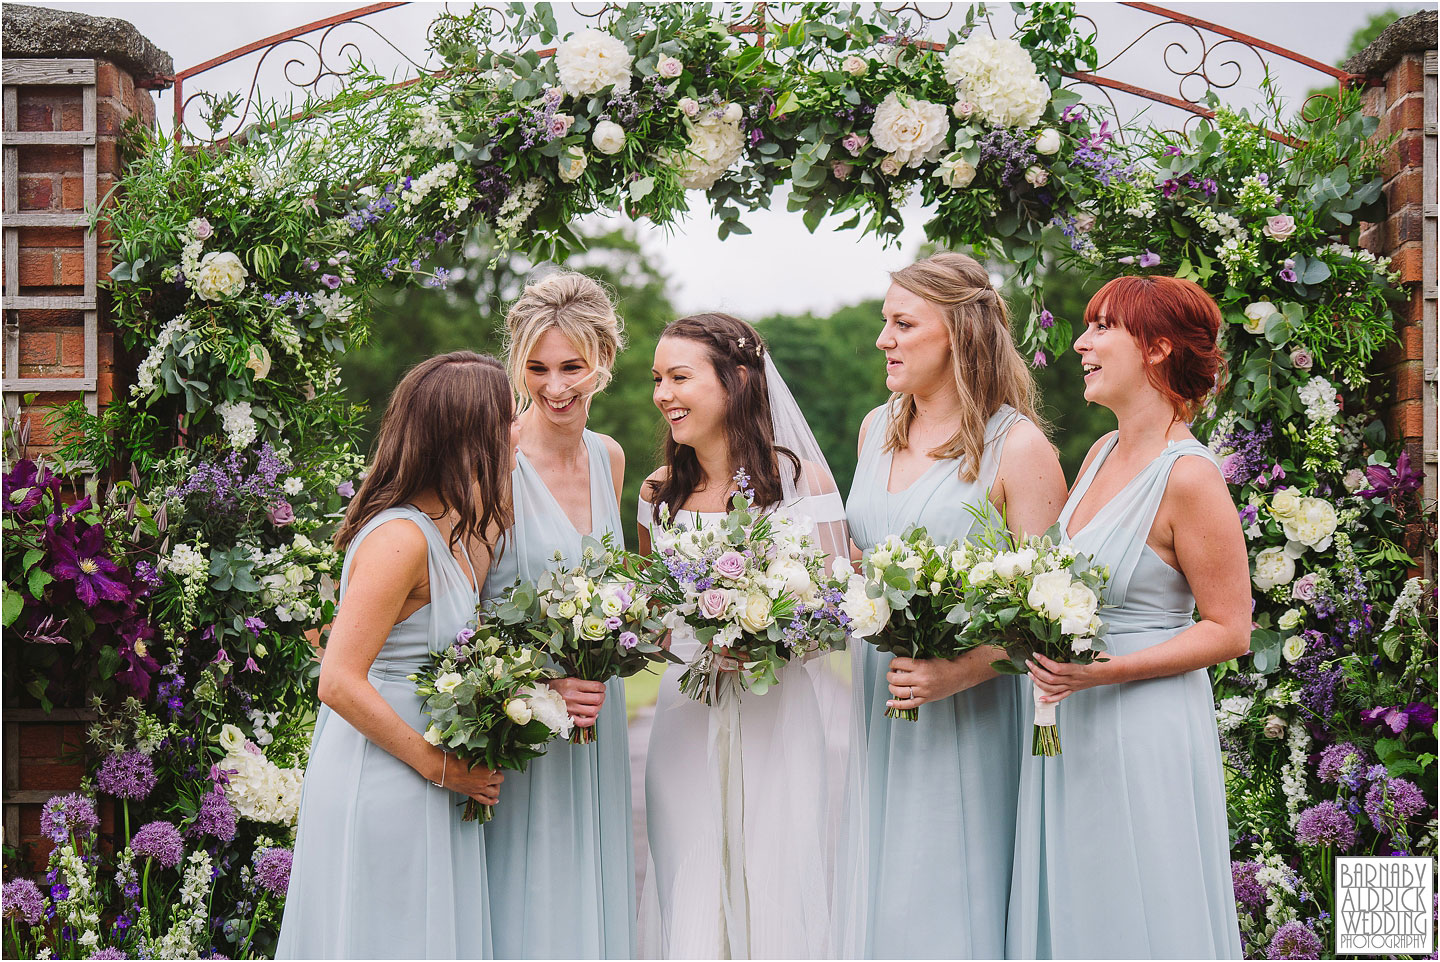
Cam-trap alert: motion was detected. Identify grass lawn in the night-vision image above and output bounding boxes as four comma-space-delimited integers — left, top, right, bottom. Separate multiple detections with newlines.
624, 663, 667, 719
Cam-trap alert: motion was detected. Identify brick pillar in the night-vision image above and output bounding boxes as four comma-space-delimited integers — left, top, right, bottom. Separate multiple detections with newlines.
1, 2, 171, 874
1350, 11, 1438, 576
2, 3, 171, 458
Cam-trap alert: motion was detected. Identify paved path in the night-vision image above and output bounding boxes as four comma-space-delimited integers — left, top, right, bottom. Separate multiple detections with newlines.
628, 704, 654, 897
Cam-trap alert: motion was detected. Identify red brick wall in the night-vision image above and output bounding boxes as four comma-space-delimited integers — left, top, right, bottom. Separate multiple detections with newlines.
1360, 51, 1428, 468
8, 58, 153, 456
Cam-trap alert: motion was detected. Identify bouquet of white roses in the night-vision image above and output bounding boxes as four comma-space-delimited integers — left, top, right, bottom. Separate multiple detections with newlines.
955, 505, 1111, 756
486, 532, 681, 744
846, 527, 973, 721
410, 624, 573, 821
640, 471, 850, 704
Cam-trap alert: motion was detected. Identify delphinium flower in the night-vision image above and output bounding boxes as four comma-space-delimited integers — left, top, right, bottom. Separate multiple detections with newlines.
1068, 145, 1134, 186
1363, 777, 1428, 835
1266, 920, 1323, 960
2, 877, 46, 924
40, 793, 100, 845
190, 790, 237, 842
1295, 801, 1356, 850
253, 847, 293, 896
130, 821, 184, 869
96, 750, 157, 800
86, 949, 127, 960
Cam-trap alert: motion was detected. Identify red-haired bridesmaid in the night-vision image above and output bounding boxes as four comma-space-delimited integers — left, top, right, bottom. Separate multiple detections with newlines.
1007, 275, 1249, 959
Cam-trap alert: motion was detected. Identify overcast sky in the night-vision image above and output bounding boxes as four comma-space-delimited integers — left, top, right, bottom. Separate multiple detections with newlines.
26, 0, 1425, 317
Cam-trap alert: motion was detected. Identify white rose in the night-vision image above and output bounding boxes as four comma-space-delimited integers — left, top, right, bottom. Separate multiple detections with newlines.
1026, 569, 1072, 620
435, 672, 463, 694
192, 251, 248, 300
1282, 635, 1307, 663
1252, 547, 1296, 590
1242, 301, 1276, 335
581, 615, 608, 641
656, 56, 683, 78
738, 591, 775, 633
1263, 715, 1287, 739
1342, 468, 1368, 494
841, 579, 891, 638
1059, 582, 1100, 636
722, 102, 744, 124
555, 28, 633, 97
879, 155, 903, 177
678, 97, 700, 118
1074, 212, 1096, 233
1270, 487, 1302, 521
1277, 608, 1304, 631
219, 724, 246, 753
767, 559, 815, 604
938, 154, 977, 188
969, 561, 995, 585
557, 147, 587, 183
422, 725, 444, 746
557, 600, 578, 619
952, 101, 976, 119
870, 92, 951, 167
1024, 165, 1049, 187
504, 698, 533, 725
592, 120, 626, 155
245, 343, 272, 381
1034, 128, 1062, 155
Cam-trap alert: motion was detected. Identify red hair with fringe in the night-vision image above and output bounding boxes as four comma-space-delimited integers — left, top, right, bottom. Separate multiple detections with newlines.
1086, 275, 1226, 421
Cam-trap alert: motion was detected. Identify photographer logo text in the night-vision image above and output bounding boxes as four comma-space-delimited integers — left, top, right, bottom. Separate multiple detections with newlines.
1336, 856, 1434, 955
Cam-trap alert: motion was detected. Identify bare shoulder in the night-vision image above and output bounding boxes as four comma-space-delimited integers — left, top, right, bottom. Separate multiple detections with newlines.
1075, 430, 1118, 477
639, 465, 669, 504
1000, 418, 1056, 462
1166, 451, 1227, 503
596, 432, 626, 476
349, 516, 428, 577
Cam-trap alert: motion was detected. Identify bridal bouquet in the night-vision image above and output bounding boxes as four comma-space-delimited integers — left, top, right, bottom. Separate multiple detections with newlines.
642, 471, 850, 703
410, 624, 573, 821
486, 532, 680, 744
847, 527, 973, 720
955, 506, 1111, 756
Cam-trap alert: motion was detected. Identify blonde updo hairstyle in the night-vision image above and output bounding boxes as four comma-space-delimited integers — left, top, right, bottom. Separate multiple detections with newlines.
884, 251, 1045, 482
503, 270, 625, 413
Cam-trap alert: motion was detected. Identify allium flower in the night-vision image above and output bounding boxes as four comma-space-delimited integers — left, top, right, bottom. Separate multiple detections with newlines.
1266, 921, 1322, 960
2, 877, 46, 924
1296, 801, 1356, 850
1231, 860, 1266, 913
97, 750, 157, 800
48, 524, 130, 606
254, 846, 293, 895
131, 820, 184, 868
40, 793, 99, 845
192, 789, 237, 842
1364, 777, 1428, 833
555, 28, 633, 97
870, 92, 950, 167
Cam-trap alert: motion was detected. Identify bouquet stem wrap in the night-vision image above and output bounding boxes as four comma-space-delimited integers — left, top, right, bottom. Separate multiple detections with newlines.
1031, 684, 1061, 756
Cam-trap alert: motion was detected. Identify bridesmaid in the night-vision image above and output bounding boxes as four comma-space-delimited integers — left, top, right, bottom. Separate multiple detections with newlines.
481, 271, 636, 960
844, 252, 1067, 958
277, 352, 511, 959
1007, 275, 1248, 959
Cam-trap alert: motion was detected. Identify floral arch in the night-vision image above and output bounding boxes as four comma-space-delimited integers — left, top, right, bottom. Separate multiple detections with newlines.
2, 3, 1432, 959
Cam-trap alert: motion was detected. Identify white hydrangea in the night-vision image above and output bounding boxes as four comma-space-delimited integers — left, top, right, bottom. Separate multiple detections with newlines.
941, 35, 1050, 129
555, 28, 633, 97
215, 399, 258, 450
1297, 377, 1340, 423
672, 105, 746, 189
223, 743, 304, 827
869, 92, 951, 167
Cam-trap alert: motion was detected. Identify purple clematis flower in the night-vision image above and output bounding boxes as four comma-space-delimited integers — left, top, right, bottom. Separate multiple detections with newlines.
3, 459, 59, 514
48, 524, 130, 606
1361, 703, 1437, 733
1359, 450, 1422, 503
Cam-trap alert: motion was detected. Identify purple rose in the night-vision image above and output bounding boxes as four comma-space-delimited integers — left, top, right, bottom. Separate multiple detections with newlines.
713, 551, 746, 580
1291, 573, 1320, 602
266, 500, 295, 527
841, 132, 867, 156
189, 218, 213, 240
699, 589, 730, 620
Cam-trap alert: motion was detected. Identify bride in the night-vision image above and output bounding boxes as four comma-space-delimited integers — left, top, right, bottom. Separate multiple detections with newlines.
636, 313, 852, 960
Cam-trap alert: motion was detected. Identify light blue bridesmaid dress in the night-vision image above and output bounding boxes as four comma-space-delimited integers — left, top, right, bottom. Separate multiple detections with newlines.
1006, 435, 1242, 959
480, 430, 637, 960
277, 505, 490, 960
844, 401, 1028, 959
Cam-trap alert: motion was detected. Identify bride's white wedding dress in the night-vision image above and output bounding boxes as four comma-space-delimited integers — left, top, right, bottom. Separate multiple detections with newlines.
636, 491, 852, 961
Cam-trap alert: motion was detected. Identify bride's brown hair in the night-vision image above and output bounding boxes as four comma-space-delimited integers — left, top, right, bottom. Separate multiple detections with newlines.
336, 351, 513, 558
645, 313, 799, 517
